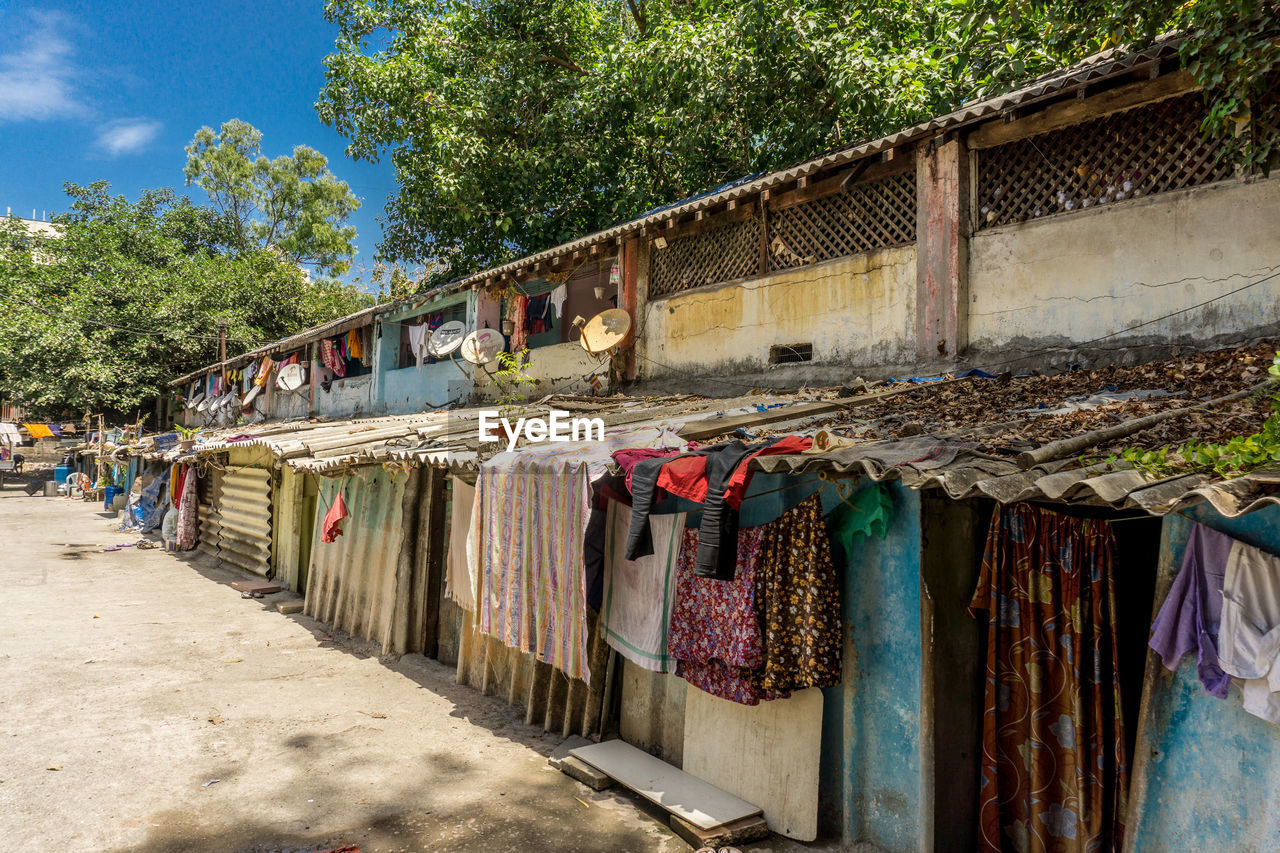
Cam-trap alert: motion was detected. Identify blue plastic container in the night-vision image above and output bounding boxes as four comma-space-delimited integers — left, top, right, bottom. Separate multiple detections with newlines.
104, 485, 122, 510
54, 465, 72, 486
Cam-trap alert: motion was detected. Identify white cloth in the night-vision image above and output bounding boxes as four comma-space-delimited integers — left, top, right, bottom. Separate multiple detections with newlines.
549, 284, 567, 319
445, 477, 477, 611
1217, 539, 1280, 723
406, 323, 431, 367
600, 504, 686, 673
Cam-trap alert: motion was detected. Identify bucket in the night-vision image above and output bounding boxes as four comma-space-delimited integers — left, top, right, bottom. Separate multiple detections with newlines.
43, 480, 58, 497
103, 485, 122, 510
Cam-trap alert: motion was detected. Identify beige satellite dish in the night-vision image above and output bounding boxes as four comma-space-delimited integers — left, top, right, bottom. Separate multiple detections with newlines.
277, 363, 307, 391
578, 308, 632, 357
242, 384, 263, 410
460, 328, 506, 365
428, 320, 467, 358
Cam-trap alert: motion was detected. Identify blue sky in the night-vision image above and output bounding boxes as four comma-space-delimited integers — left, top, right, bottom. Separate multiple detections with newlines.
0, 0, 398, 285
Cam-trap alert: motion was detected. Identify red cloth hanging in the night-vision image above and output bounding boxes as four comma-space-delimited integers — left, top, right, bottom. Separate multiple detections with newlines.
321, 491, 349, 543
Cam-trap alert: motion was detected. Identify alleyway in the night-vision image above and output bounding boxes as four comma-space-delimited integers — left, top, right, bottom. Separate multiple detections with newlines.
0, 486, 694, 853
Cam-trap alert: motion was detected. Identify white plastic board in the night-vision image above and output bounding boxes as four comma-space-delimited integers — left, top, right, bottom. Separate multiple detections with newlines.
570, 739, 762, 830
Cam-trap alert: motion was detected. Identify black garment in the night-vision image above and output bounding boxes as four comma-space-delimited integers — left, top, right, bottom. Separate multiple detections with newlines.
583, 473, 627, 612
623, 439, 783, 579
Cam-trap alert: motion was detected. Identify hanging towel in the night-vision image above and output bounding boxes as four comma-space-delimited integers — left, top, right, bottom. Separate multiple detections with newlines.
406, 323, 431, 367
445, 477, 478, 611
321, 491, 349, 543
1215, 537, 1280, 723
601, 505, 687, 673
550, 284, 567, 319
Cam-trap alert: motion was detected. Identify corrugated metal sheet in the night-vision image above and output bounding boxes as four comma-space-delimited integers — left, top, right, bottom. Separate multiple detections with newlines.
304, 467, 411, 653
218, 466, 272, 576
271, 465, 305, 591
455, 608, 611, 738
196, 467, 222, 559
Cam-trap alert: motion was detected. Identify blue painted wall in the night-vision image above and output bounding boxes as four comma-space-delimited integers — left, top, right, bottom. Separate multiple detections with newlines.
1129, 504, 1280, 853
373, 299, 473, 415
821, 481, 923, 852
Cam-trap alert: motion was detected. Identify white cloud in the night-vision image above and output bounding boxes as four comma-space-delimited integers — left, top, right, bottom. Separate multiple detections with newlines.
95, 118, 162, 156
0, 11, 84, 122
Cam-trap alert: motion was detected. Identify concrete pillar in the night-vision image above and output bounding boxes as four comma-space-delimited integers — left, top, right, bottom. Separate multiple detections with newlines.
915, 138, 970, 361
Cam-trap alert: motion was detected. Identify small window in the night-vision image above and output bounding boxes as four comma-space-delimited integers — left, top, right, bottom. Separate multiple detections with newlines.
769, 343, 813, 364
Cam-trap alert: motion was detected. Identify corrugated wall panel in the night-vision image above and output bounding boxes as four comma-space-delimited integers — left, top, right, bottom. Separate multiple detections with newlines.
304, 468, 409, 652
197, 468, 222, 559
272, 466, 304, 591
218, 466, 272, 576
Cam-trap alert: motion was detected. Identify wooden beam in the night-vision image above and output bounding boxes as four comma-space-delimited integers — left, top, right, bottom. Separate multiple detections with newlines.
654, 201, 756, 241
967, 71, 1197, 150
768, 156, 913, 212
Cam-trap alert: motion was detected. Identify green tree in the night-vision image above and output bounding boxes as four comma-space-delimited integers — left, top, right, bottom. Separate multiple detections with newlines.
317, 0, 1277, 282
0, 182, 372, 420
184, 119, 362, 276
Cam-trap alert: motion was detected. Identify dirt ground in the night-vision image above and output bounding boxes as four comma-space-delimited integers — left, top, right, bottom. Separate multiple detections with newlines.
0, 482, 839, 853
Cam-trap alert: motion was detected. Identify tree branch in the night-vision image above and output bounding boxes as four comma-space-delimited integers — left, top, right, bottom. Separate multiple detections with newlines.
624, 0, 646, 37
537, 54, 588, 75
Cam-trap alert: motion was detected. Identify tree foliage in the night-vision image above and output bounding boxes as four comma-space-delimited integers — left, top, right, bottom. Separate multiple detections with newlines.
185, 119, 362, 276
0, 182, 372, 419
317, 0, 1278, 283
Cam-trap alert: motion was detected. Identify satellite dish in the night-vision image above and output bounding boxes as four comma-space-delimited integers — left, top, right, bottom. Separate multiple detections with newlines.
277, 363, 307, 391
579, 308, 632, 356
195, 395, 212, 413
187, 392, 205, 411
242, 385, 263, 410
460, 328, 506, 365
428, 320, 467, 358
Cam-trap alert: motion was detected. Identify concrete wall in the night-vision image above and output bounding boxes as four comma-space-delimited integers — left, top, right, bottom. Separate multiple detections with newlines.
379, 361, 471, 414
639, 246, 917, 387
1127, 503, 1280, 853
473, 341, 603, 400
821, 481, 924, 852
968, 178, 1280, 365
313, 374, 373, 418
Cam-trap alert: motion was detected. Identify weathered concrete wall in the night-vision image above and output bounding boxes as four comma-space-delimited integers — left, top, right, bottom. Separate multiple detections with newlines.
821, 481, 923, 852
379, 361, 470, 414
1127, 504, 1280, 853
639, 247, 916, 387
473, 342, 602, 400
968, 178, 1280, 365
619, 661, 686, 766
313, 374, 372, 419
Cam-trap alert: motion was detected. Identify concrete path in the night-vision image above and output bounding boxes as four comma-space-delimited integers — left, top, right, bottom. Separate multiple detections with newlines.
0, 486, 698, 852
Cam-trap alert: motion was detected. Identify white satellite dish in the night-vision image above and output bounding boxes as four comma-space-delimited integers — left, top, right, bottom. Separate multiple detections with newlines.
277, 363, 307, 391
428, 320, 467, 358
460, 328, 506, 365
242, 385, 263, 410
578, 308, 633, 357
187, 392, 205, 411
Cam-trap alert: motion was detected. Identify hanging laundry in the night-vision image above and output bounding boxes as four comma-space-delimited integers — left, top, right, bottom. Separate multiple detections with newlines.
347, 329, 363, 360
600, 505, 687, 673
175, 466, 199, 551
254, 357, 275, 387
445, 477, 478, 611
406, 322, 431, 367
747, 495, 842, 694
321, 339, 346, 378
1148, 522, 1234, 698
667, 523, 782, 705
526, 294, 552, 335
508, 295, 529, 352
321, 490, 349, 543
968, 504, 1127, 853
550, 284, 567, 320
611, 447, 681, 493
360, 327, 374, 367
1212, 535, 1280, 723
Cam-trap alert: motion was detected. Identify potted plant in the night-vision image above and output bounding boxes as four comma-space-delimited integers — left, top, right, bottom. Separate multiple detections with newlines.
174, 424, 201, 452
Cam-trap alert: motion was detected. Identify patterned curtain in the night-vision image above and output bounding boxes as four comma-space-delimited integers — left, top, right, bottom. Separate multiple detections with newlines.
969, 503, 1128, 853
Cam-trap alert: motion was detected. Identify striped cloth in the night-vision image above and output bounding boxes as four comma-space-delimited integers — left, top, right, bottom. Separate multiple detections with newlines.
474, 426, 680, 682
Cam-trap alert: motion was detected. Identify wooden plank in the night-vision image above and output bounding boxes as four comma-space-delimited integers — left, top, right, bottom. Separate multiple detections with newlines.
684, 687, 823, 841
676, 377, 967, 441
657, 201, 756, 242
570, 739, 763, 830
768, 156, 913, 212
967, 71, 1196, 150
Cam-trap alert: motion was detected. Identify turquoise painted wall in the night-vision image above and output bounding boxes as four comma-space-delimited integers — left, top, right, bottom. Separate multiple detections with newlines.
821, 482, 923, 852
1129, 504, 1280, 853
373, 299, 472, 415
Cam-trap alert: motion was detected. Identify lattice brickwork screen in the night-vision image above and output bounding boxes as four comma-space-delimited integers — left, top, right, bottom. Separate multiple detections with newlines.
770, 170, 916, 270
648, 215, 762, 297
976, 93, 1233, 230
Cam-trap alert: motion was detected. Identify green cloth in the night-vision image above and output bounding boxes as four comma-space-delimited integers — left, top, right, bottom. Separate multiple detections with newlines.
825, 481, 893, 560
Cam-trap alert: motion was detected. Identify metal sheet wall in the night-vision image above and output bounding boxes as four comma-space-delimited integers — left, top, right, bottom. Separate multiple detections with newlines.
196, 467, 222, 559
304, 467, 410, 653
271, 465, 304, 590
218, 466, 272, 575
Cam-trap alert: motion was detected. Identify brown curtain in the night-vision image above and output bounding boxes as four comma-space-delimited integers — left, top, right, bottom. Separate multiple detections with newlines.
969, 504, 1128, 853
